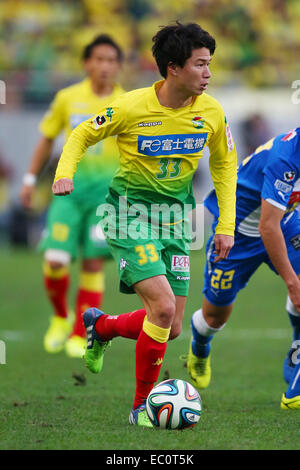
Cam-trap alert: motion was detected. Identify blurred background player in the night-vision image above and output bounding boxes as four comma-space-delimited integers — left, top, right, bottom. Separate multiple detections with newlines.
52, 22, 237, 426
187, 128, 300, 409
20, 35, 124, 358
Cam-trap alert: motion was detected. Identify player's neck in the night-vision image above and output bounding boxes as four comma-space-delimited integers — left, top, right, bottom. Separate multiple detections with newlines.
156, 81, 193, 109
90, 80, 114, 97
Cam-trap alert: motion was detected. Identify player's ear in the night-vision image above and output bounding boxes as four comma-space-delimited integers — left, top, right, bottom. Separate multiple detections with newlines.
167, 62, 178, 77
83, 59, 91, 74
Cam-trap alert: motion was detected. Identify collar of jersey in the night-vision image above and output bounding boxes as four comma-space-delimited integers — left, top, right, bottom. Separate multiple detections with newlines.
147, 80, 205, 114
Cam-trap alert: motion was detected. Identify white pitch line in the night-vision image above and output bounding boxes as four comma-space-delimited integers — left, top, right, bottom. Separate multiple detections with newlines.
177, 328, 291, 341
0, 330, 33, 341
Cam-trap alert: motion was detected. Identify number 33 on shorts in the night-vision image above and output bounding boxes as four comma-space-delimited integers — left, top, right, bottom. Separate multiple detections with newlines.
135, 244, 159, 265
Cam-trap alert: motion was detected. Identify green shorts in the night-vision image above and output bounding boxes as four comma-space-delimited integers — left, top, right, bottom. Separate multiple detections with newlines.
39, 196, 111, 260
102, 206, 191, 296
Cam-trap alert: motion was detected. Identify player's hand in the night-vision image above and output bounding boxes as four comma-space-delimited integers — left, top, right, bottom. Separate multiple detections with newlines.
213, 234, 234, 263
20, 184, 35, 209
52, 178, 74, 196
287, 280, 300, 315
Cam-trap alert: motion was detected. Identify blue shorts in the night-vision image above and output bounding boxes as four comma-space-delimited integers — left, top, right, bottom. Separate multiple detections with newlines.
203, 214, 300, 306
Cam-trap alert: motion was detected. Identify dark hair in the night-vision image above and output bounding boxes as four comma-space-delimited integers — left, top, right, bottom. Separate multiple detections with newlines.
82, 34, 123, 62
152, 22, 216, 78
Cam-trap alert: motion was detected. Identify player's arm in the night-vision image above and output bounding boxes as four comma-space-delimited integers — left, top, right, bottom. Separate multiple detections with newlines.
259, 199, 300, 313
20, 91, 65, 208
52, 103, 127, 196
208, 111, 237, 262
20, 137, 54, 208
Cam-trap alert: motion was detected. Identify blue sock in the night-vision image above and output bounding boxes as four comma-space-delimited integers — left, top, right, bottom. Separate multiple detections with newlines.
191, 317, 213, 358
285, 359, 300, 398
288, 313, 300, 341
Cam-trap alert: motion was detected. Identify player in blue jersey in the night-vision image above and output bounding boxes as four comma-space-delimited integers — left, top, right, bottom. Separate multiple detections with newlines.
186, 128, 300, 409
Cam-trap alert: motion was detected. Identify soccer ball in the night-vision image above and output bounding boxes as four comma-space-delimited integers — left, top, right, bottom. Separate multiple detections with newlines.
146, 378, 202, 430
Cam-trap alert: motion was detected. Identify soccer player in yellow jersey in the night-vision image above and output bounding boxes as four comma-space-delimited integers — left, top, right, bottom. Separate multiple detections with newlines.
20, 35, 124, 358
52, 23, 238, 426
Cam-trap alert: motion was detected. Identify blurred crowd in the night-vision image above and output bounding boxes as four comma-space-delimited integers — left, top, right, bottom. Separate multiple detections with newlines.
1, 0, 300, 105
0, 0, 297, 246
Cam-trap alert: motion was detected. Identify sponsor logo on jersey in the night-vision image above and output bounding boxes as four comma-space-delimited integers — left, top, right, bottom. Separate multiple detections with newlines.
210, 287, 220, 297
278, 191, 286, 201
120, 258, 128, 270
192, 116, 205, 128
290, 234, 300, 250
152, 358, 163, 366
225, 117, 234, 152
176, 275, 190, 281
274, 179, 293, 193
138, 121, 162, 127
93, 115, 106, 129
171, 255, 190, 272
284, 171, 296, 182
138, 134, 207, 156
106, 107, 114, 122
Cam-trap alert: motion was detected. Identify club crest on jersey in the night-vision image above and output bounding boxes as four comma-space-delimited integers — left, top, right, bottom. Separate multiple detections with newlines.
192, 116, 205, 129
284, 171, 296, 182
171, 255, 190, 272
93, 115, 106, 129
106, 107, 114, 122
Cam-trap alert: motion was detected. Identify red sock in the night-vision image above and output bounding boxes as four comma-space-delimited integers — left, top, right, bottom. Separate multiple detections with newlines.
133, 329, 167, 409
72, 289, 103, 337
95, 309, 146, 341
44, 274, 69, 318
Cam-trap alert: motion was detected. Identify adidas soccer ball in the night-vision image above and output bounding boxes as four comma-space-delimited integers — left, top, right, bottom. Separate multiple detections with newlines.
146, 379, 202, 430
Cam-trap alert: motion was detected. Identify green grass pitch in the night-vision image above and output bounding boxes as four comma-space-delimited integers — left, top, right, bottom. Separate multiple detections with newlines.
0, 246, 299, 450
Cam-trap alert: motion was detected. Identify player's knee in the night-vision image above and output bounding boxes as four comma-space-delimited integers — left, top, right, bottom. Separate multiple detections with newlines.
206, 316, 226, 329
169, 323, 182, 340
44, 249, 71, 268
154, 299, 176, 326
82, 258, 103, 272
47, 260, 65, 270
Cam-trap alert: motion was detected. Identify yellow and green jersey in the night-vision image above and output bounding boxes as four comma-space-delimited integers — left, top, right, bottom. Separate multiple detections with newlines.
54, 80, 237, 235
40, 78, 124, 204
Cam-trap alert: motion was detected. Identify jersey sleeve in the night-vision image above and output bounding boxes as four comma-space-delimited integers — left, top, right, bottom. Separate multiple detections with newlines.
262, 154, 298, 211
54, 99, 128, 182
208, 108, 237, 236
39, 90, 66, 139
